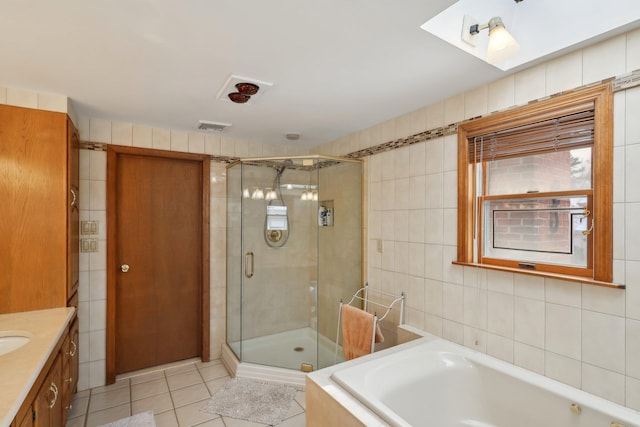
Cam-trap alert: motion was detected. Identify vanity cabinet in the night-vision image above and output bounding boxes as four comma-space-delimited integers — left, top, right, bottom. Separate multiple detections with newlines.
10, 313, 78, 427
0, 104, 79, 313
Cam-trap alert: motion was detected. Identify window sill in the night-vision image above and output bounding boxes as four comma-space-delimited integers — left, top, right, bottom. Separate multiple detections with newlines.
452, 261, 624, 289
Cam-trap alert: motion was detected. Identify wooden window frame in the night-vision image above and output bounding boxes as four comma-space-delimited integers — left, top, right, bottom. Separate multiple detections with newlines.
456, 83, 618, 288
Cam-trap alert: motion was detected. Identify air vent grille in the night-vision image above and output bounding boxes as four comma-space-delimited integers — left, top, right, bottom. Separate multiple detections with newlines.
197, 120, 231, 132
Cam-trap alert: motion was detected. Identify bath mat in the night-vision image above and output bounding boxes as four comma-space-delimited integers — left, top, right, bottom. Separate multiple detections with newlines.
97, 411, 156, 427
201, 377, 296, 425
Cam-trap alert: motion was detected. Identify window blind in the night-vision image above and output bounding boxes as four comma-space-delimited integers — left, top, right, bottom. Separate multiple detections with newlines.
468, 103, 595, 163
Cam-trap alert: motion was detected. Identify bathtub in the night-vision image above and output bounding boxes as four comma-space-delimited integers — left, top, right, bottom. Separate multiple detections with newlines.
328, 336, 640, 427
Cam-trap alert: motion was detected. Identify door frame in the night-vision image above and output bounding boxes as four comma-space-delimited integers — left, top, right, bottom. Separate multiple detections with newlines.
106, 145, 210, 384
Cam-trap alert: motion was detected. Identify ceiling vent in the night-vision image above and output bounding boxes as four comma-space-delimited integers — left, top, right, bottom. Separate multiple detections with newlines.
196, 120, 231, 132
217, 74, 273, 105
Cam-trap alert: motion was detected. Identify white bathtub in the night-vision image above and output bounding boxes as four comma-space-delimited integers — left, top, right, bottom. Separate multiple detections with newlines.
329, 337, 640, 427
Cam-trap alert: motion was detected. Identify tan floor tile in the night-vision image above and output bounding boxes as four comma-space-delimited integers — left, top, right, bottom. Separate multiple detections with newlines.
205, 377, 230, 395
68, 395, 89, 418
85, 403, 131, 427
193, 418, 225, 427
171, 383, 211, 408
129, 370, 166, 385
279, 413, 305, 427
73, 389, 91, 399
165, 363, 197, 377
167, 370, 203, 391
131, 392, 174, 415
90, 378, 130, 395
155, 410, 179, 427
284, 401, 304, 419
197, 364, 229, 381
65, 415, 85, 427
221, 416, 269, 427
175, 399, 218, 426
73, 358, 305, 427
132, 377, 169, 400
89, 386, 131, 413
294, 391, 305, 410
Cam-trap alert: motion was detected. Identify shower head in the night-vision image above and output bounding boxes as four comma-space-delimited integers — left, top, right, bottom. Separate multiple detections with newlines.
275, 159, 294, 176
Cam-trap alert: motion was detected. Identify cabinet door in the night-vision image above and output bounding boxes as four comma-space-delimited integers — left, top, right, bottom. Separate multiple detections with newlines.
61, 333, 71, 422
67, 119, 80, 302
70, 317, 79, 395
33, 354, 62, 427
0, 105, 68, 312
62, 316, 79, 420
14, 407, 33, 427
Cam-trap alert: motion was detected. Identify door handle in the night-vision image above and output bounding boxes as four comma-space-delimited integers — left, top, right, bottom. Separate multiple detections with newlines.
121, 264, 130, 273
244, 252, 254, 278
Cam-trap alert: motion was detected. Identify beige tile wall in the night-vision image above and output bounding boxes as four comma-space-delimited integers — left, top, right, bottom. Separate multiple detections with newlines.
315, 28, 640, 411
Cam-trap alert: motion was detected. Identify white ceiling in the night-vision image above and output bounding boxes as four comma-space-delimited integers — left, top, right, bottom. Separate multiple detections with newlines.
1, 1, 638, 149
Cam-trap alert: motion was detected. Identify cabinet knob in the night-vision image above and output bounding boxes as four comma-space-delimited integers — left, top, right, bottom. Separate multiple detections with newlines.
121, 264, 130, 273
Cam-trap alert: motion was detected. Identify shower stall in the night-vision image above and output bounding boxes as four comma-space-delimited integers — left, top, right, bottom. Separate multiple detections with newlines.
226, 155, 362, 374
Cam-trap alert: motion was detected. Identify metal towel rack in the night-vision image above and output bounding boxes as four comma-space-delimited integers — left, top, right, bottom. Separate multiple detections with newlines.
335, 284, 405, 363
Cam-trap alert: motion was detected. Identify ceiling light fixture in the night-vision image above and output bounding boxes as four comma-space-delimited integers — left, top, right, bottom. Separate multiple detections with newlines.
217, 74, 273, 105
463, 15, 520, 64
235, 82, 259, 95
228, 92, 250, 103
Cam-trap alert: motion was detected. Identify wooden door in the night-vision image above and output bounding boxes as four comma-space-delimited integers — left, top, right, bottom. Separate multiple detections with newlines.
107, 146, 209, 381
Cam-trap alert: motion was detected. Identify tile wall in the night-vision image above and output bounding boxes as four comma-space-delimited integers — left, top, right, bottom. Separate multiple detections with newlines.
315, 29, 640, 410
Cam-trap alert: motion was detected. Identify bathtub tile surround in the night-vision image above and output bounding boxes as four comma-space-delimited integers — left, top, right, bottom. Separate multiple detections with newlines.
315, 28, 640, 411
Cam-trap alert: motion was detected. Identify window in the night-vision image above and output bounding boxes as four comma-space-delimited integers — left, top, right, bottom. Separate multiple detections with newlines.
456, 83, 614, 285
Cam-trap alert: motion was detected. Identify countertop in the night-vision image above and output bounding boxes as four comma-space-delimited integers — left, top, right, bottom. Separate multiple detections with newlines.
0, 307, 76, 427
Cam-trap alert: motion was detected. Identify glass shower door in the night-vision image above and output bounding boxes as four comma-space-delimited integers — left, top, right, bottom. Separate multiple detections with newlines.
239, 160, 319, 370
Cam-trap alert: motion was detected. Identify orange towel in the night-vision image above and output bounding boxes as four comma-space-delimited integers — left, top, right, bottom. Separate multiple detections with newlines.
341, 304, 385, 360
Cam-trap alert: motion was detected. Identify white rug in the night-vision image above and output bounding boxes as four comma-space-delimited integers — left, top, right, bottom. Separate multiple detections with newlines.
97, 411, 156, 427
201, 378, 297, 426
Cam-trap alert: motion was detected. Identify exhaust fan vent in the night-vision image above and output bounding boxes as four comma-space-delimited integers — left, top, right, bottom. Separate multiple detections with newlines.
197, 120, 231, 132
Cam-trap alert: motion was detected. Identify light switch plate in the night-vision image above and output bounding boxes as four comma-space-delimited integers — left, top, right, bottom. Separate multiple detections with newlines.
80, 221, 98, 234
81, 220, 99, 235
81, 238, 99, 252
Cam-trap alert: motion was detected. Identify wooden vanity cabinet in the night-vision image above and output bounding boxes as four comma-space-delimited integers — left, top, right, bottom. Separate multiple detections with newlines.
0, 104, 80, 313
10, 316, 78, 427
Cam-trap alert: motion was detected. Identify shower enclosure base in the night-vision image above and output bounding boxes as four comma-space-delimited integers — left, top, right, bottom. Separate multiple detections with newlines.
222, 327, 343, 389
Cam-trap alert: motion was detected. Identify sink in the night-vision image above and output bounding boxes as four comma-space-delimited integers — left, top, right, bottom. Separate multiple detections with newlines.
0, 331, 31, 356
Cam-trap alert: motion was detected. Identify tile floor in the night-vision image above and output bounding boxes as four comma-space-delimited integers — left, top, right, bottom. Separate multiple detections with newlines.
65, 359, 306, 427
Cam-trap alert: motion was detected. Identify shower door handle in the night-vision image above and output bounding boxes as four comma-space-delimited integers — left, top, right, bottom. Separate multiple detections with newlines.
244, 252, 254, 278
